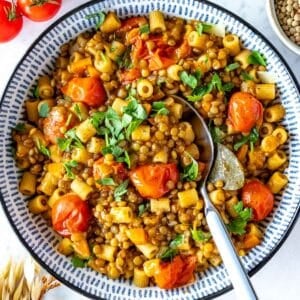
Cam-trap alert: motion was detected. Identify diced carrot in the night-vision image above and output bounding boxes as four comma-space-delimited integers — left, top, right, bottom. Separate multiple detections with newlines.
126, 27, 140, 45
120, 68, 141, 84
237, 144, 249, 162
87, 66, 100, 77
148, 49, 176, 71
126, 228, 148, 244
176, 38, 191, 59
243, 233, 261, 249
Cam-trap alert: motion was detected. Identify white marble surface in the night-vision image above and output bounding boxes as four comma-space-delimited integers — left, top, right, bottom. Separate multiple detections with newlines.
0, 0, 299, 299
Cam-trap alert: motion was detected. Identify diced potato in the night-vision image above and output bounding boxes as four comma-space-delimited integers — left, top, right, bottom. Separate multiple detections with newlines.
178, 188, 199, 208
87, 137, 105, 154
131, 125, 150, 141
57, 238, 74, 256
169, 103, 183, 119
112, 98, 128, 115
100, 12, 121, 33
153, 150, 168, 163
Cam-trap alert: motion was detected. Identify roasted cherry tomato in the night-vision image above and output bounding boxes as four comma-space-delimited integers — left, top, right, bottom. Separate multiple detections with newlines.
52, 193, 91, 237
129, 163, 179, 199
154, 255, 197, 289
228, 92, 263, 133
61, 77, 107, 107
0, 1, 23, 43
17, 0, 61, 22
43, 106, 74, 144
242, 180, 274, 221
93, 157, 128, 182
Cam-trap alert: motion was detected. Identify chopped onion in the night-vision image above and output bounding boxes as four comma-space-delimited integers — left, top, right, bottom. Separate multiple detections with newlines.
257, 71, 277, 83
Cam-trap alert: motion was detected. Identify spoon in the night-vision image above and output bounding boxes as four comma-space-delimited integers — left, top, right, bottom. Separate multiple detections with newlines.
173, 95, 258, 300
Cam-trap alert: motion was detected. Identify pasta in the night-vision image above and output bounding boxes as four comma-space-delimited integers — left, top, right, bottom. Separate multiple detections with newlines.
12, 11, 289, 290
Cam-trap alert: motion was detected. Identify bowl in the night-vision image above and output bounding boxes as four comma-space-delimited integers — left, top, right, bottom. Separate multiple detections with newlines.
266, 0, 300, 55
0, 0, 300, 299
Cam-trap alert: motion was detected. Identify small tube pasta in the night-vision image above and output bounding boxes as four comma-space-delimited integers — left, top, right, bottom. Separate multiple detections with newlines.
49, 145, 62, 163
264, 104, 285, 123
100, 12, 121, 33
86, 137, 105, 154
234, 49, 251, 69
95, 245, 117, 262
48, 188, 65, 208
133, 268, 149, 288
149, 11, 166, 33
38, 172, 59, 196
137, 79, 154, 98
68, 57, 92, 74
38, 75, 54, 99
222, 34, 240, 56
70, 178, 93, 200
150, 198, 170, 214
267, 150, 287, 170
110, 207, 133, 223
47, 162, 65, 178
209, 189, 226, 206
75, 119, 97, 143
25, 100, 39, 123
187, 31, 208, 50
19, 172, 37, 196
57, 238, 74, 256
71, 148, 91, 164
169, 103, 183, 119
167, 64, 184, 81
94, 51, 115, 74
28, 195, 49, 214
259, 122, 274, 137
197, 54, 212, 73
106, 41, 126, 61
255, 83, 276, 100
136, 243, 158, 259
131, 125, 150, 141
260, 135, 279, 153
178, 188, 199, 208
272, 127, 288, 145
267, 171, 288, 193
248, 69, 260, 83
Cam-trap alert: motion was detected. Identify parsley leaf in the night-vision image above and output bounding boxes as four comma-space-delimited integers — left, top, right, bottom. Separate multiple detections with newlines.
33, 85, 39, 98
97, 177, 116, 186
248, 50, 267, 66
36, 139, 50, 157
151, 101, 169, 116
225, 62, 240, 72
159, 234, 184, 261
14, 123, 26, 132
210, 73, 223, 92
180, 71, 198, 89
169, 234, 184, 248
186, 85, 210, 102
233, 128, 259, 151
74, 104, 82, 121
38, 103, 50, 118
71, 255, 87, 268
241, 71, 254, 81
227, 202, 252, 235
222, 82, 235, 92
196, 22, 212, 35
191, 229, 211, 242
116, 46, 132, 69
114, 179, 129, 201
85, 11, 106, 29
138, 202, 150, 216
140, 24, 150, 34
63, 160, 78, 179
181, 152, 198, 181
209, 124, 226, 143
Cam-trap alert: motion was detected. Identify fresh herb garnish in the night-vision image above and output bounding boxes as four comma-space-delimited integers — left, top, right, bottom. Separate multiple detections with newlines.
196, 22, 212, 35
71, 255, 87, 268
227, 202, 252, 235
225, 62, 240, 72
169, 234, 184, 248
181, 152, 198, 181
14, 123, 26, 132
180, 71, 198, 89
38, 102, 49, 118
116, 45, 132, 69
222, 82, 235, 92
74, 104, 82, 121
85, 11, 106, 29
151, 101, 169, 116
139, 24, 150, 34
33, 85, 39, 98
36, 139, 50, 157
63, 160, 78, 179
138, 202, 150, 216
191, 229, 211, 242
159, 234, 184, 261
233, 127, 259, 151
248, 50, 267, 66
57, 129, 84, 152
97, 177, 117, 186
114, 179, 129, 201
209, 123, 226, 143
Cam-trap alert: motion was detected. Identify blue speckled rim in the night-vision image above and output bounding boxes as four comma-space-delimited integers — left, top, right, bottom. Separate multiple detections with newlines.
0, 1, 299, 299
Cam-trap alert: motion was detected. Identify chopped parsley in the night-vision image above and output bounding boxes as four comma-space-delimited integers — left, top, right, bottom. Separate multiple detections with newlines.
196, 22, 212, 35
159, 234, 184, 261
225, 62, 240, 72
116, 46, 132, 69
71, 255, 88, 268
248, 50, 267, 66
74, 104, 82, 121
139, 24, 150, 34
227, 202, 252, 235
33, 85, 39, 98
63, 160, 78, 179
97, 177, 117, 186
57, 128, 84, 152
36, 139, 50, 157
85, 11, 106, 29
181, 152, 198, 181
241, 71, 254, 81
14, 123, 26, 132
38, 102, 50, 118
209, 123, 226, 143
191, 229, 211, 242
233, 127, 259, 151
138, 202, 150, 216
180, 71, 199, 89
114, 179, 129, 201
151, 101, 169, 116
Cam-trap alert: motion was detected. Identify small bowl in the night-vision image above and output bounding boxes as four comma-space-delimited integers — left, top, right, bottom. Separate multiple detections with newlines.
266, 0, 300, 55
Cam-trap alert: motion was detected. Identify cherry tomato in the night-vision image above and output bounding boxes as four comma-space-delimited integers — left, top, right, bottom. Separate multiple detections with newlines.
228, 92, 263, 133
17, 0, 61, 22
43, 106, 74, 144
129, 163, 179, 199
93, 157, 128, 183
242, 180, 274, 221
0, 1, 23, 43
61, 77, 107, 107
154, 255, 196, 289
52, 193, 91, 237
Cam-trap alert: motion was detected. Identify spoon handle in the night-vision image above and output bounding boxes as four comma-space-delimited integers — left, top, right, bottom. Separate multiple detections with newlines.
203, 193, 258, 300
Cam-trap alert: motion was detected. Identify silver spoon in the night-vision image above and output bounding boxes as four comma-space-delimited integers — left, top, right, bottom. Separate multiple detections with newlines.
173, 95, 258, 300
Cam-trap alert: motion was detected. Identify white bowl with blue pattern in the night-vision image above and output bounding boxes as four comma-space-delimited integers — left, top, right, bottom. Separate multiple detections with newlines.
0, 0, 299, 299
